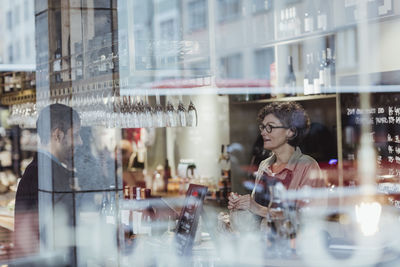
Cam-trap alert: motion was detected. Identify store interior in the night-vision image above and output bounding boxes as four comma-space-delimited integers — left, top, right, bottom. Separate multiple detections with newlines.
0, 0, 400, 265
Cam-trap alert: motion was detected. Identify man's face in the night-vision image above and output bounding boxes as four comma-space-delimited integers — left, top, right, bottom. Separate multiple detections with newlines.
58, 124, 82, 166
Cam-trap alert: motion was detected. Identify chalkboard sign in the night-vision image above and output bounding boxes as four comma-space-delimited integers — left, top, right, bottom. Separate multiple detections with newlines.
175, 184, 208, 256
341, 93, 400, 205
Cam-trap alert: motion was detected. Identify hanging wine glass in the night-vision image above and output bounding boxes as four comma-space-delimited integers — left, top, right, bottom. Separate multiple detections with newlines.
105, 90, 115, 128
114, 92, 123, 128
102, 90, 111, 127
136, 96, 146, 128
154, 92, 165, 128
144, 94, 153, 128
127, 95, 138, 128
166, 101, 177, 127
187, 100, 198, 127
121, 95, 130, 128
177, 96, 187, 127
94, 90, 104, 126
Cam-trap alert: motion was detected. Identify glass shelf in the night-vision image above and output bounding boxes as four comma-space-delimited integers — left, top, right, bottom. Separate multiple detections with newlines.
231, 94, 337, 104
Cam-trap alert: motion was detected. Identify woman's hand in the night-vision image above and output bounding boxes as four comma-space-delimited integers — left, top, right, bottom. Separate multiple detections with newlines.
228, 193, 252, 211
227, 192, 239, 210
228, 192, 284, 219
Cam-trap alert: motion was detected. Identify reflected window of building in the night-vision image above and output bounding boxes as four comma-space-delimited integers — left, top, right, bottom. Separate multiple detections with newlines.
254, 48, 274, 80
218, 0, 242, 23
160, 19, 175, 40
252, 0, 272, 13
190, 59, 210, 77
8, 45, 13, 62
25, 36, 30, 58
14, 41, 20, 62
188, 0, 207, 31
24, 0, 29, 19
220, 53, 243, 78
14, 5, 20, 26
7, 10, 12, 30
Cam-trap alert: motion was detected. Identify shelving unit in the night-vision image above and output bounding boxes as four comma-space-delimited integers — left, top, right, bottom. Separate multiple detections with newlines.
228, 0, 400, 192
232, 93, 337, 104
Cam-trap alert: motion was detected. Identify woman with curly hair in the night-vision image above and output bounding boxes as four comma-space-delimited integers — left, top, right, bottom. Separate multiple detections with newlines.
228, 101, 326, 217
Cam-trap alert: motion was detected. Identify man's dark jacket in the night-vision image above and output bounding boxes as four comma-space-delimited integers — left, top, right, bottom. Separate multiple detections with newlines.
13, 151, 75, 257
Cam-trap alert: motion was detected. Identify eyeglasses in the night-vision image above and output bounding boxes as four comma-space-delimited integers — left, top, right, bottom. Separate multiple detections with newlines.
258, 123, 288, 133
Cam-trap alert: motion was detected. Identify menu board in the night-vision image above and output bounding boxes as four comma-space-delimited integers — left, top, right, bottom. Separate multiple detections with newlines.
175, 184, 208, 256
341, 93, 400, 206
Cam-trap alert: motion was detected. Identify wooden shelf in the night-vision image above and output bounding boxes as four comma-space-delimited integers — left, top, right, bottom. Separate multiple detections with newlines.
232, 94, 337, 104
0, 89, 36, 106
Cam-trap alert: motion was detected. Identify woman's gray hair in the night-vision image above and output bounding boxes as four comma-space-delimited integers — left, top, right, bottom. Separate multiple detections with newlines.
257, 102, 310, 147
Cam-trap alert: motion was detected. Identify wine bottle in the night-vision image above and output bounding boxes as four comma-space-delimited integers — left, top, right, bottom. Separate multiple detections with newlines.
313, 52, 321, 94
279, 9, 287, 38
326, 47, 335, 90
293, 7, 301, 36
284, 56, 296, 96
164, 159, 171, 193
287, 8, 294, 37
4, 76, 11, 93
304, 1, 315, 33
319, 49, 326, 92
303, 54, 312, 95
316, 1, 328, 31
219, 145, 231, 202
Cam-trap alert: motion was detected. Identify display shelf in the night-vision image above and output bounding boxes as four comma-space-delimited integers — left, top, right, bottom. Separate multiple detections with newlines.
231, 94, 337, 104
258, 12, 400, 49
0, 89, 36, 106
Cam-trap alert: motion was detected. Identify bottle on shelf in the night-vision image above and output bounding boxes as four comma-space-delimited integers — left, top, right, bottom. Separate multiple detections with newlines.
15, 77, 21, 91
316, 2, 328, 31
292, 7, 302, 36
136, 187, 141, 200
325, 47, 336, 90
217, 145, 225, 202
280, 6, 298, 38
303, 54, 312, 95
303, 5, 314, 33
313, 52, 321, 94
124, 185, 130, 199
218, 145, 231, 204
319, 49, 327, 92
53, 39, 62, 83
4, 76, 11, 93
279, 9, 287, 38
287, 8, 294, 37
164, 159, 171, 193
284, 56, 297, 96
